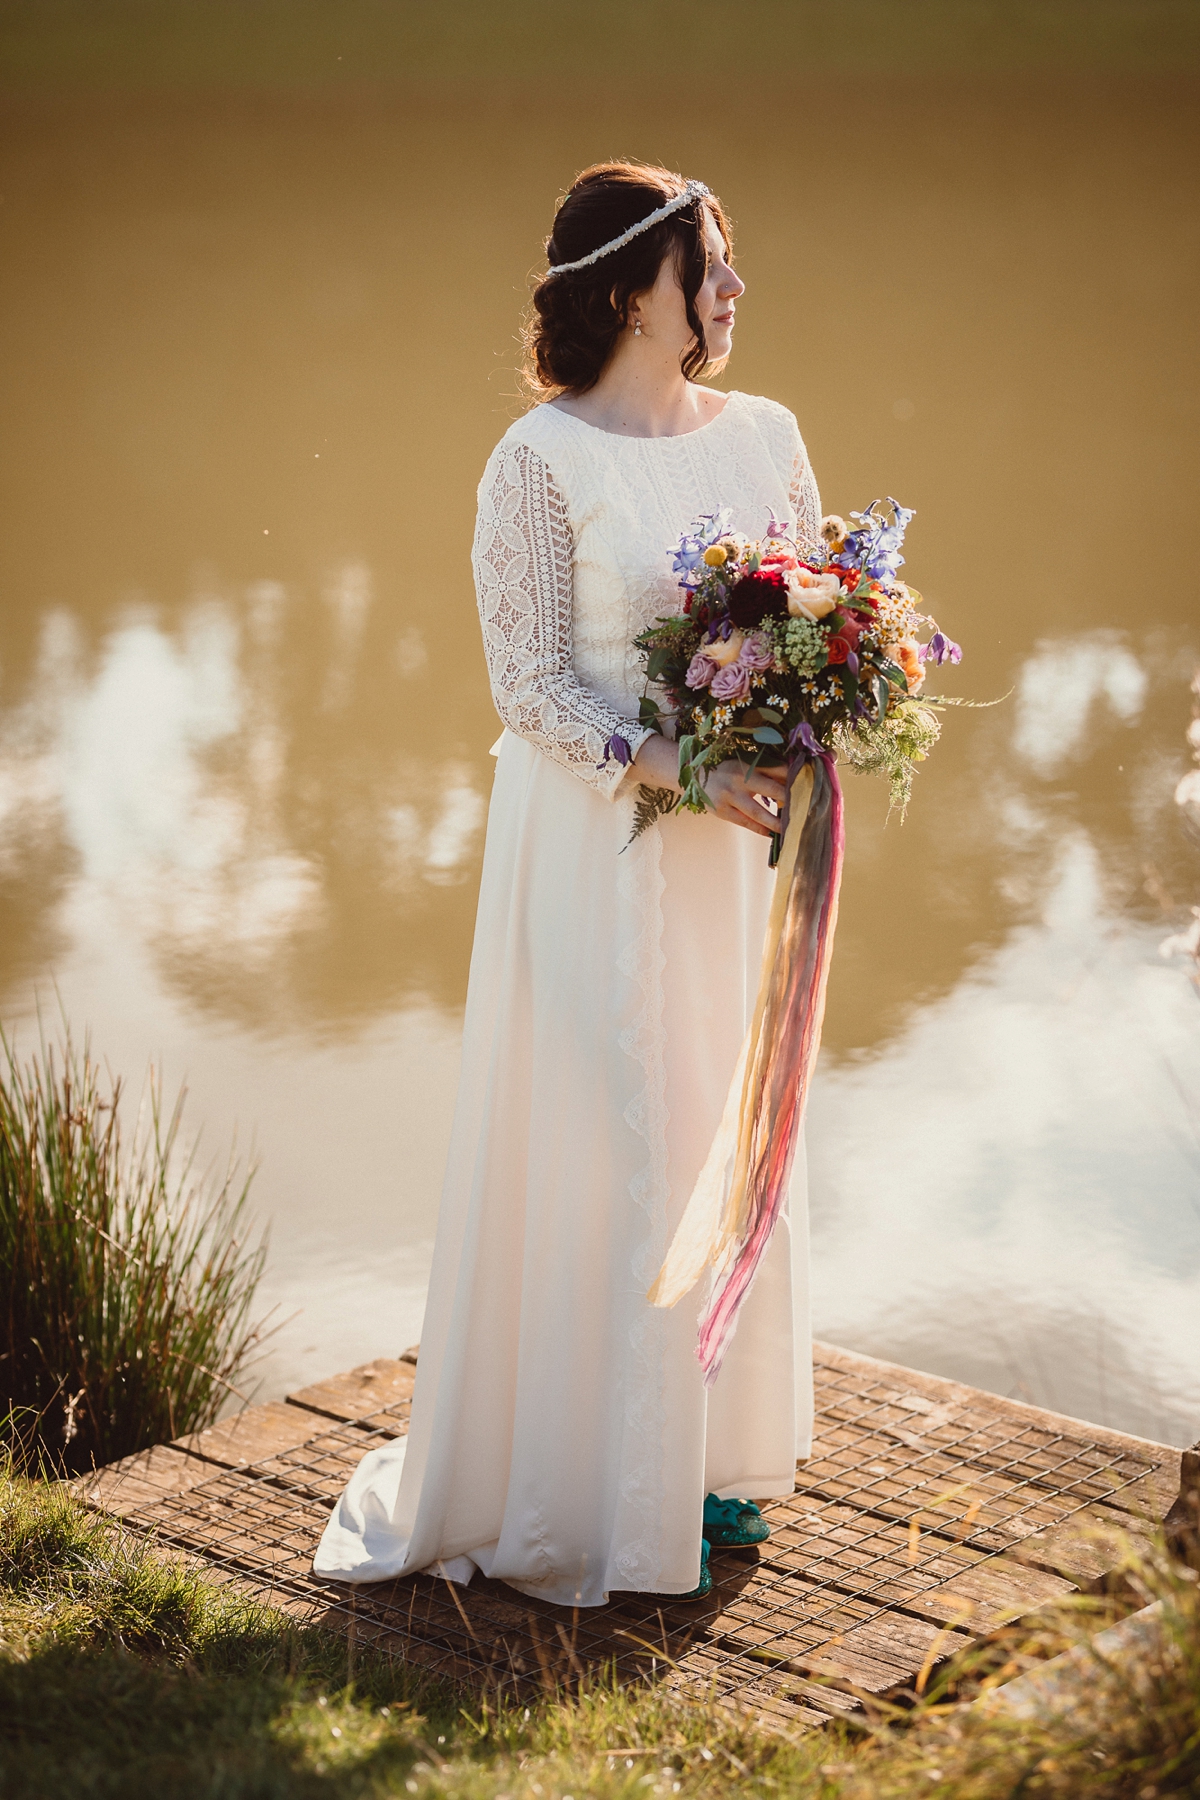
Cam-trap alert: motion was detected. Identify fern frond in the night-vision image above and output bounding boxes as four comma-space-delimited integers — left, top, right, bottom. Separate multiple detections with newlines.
622, 784, 678, 850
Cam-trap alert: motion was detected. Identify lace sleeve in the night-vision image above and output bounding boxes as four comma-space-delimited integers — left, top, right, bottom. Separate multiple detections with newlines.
472, 439, 652, 798
789, 431, 823, 552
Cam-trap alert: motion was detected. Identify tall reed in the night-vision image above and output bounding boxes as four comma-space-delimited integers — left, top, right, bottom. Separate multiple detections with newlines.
0, 1026, 268, 1475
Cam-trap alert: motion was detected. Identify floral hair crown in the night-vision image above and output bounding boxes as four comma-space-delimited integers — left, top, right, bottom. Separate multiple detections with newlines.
543, 179, 712, 279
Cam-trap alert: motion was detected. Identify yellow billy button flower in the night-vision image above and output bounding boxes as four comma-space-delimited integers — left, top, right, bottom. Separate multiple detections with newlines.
703, 545, 728, 567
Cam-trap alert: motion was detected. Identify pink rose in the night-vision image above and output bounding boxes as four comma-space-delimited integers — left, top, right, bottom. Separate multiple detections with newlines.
685, 652, 717, 689
738, 631, 774, 671
710, 662, 752, 703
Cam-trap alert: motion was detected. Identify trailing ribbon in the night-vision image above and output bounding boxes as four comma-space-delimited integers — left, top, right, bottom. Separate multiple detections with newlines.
648, 750, 845, 1385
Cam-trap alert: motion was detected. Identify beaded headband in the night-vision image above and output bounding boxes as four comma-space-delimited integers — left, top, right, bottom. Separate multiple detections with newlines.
543, 179, 712, 279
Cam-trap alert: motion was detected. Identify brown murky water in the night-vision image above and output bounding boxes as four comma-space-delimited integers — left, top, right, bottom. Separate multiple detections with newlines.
2, 59, 1199, 1441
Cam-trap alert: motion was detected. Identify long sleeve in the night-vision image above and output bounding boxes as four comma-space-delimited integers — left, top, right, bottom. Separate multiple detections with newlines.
472, 439, 653, 799
789, 431, 823, 552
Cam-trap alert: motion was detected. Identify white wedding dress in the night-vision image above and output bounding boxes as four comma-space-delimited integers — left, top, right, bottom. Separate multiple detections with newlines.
314, 390, 821, 1606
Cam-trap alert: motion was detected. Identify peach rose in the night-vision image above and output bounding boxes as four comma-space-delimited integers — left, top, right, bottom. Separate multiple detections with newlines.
786, 569, 842, 621
889, 637, 925, 693
704, 627, 745, 668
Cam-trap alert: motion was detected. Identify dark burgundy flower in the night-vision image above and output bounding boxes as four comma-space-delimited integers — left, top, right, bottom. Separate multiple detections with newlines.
726, 570, 789, 629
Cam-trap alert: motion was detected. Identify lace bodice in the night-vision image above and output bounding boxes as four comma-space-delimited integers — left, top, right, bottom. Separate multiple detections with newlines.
471, 391, 822, 798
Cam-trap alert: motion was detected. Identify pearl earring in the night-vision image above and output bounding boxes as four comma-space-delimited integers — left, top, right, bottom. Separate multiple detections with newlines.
634, 320, 642, 336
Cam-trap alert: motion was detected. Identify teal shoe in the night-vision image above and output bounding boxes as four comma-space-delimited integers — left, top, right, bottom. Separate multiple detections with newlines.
674, 1537, 712, 1602
703, 1493, 770, 1548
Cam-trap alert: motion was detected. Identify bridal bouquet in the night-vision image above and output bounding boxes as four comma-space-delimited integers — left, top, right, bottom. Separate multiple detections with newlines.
618, 501, 963, 1384
603, 498, 961, 830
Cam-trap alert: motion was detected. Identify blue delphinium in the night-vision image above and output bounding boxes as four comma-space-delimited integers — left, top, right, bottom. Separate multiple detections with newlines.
834, 498, 914, 582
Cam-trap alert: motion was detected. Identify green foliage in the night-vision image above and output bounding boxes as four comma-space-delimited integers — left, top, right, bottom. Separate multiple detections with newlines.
624, 785, 678, 848
1, 1467, 1199, 1798
0, 1026, 268, 1475
834, 698, 945, 819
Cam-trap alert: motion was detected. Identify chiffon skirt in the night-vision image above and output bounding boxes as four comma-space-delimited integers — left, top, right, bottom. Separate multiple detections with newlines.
314, 731, 813, 1606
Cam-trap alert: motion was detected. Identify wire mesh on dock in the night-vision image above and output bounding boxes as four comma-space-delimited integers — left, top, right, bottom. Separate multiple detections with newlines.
103, 1348, 1170, 1727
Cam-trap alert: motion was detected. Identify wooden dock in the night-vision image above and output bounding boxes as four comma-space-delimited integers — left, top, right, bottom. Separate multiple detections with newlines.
80, 1342, 1183, 1729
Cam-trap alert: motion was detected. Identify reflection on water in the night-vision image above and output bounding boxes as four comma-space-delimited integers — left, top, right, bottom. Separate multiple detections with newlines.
811, 835, 1200, 1447
1, 59, 1198, 1433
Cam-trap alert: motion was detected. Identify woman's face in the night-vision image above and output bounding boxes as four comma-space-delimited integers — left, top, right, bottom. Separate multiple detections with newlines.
635, 208, 744, 365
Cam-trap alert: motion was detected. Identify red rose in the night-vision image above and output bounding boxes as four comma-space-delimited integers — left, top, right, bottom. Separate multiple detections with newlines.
727, 570, 789, 629
826, 637, 849, 665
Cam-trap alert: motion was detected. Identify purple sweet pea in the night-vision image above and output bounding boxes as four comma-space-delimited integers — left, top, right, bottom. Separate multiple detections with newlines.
598, 732, 632, 771
686, 652, 718, 689
765, 511, 791, 539
920, 631, 962, 666
788, 719, 823, 759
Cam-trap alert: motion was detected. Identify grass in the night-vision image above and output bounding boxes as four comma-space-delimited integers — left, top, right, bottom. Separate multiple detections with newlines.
0, 1025, 268, 1476
1, 1465, 1198, 1799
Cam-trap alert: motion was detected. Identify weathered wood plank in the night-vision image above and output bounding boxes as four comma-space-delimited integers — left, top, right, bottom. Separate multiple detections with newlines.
799, 1435, 1113, 1557
73, 1443, 214, 1516
123, 1470, 330, 1585
808, 1392, 1168, 1526
812, 1343, 1179, 1518
174, 1401, 326, 1469
763, 1491, 1077, 1631
1010, 1498, 1158, 1585
287, 1358, 415, 1424
666, 1643, 838, 1727
705, 1564, 975, 1694
251, 1421, 396, 1503
796, 1395, 1169, 1591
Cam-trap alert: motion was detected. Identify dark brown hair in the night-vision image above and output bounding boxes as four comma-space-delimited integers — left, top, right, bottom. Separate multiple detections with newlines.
525, 161, 732, 398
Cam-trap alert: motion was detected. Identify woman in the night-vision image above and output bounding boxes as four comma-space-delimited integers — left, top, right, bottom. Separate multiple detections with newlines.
315, 161, 820, 1606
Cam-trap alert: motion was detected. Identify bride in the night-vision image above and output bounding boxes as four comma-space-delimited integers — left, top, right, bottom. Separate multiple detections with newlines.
315, 161, 821, 1606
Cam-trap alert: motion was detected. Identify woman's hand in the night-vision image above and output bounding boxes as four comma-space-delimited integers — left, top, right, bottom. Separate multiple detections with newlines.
631, 735, 786, 838
702, 759, 788, 837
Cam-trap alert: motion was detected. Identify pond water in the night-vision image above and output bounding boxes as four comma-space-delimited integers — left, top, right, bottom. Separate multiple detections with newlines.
2, 46, 1199, 1445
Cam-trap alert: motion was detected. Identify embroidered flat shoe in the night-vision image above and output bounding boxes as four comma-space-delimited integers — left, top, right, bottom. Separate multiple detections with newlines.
703, 1493, 770, 1548
673, 1536, 712, 1602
